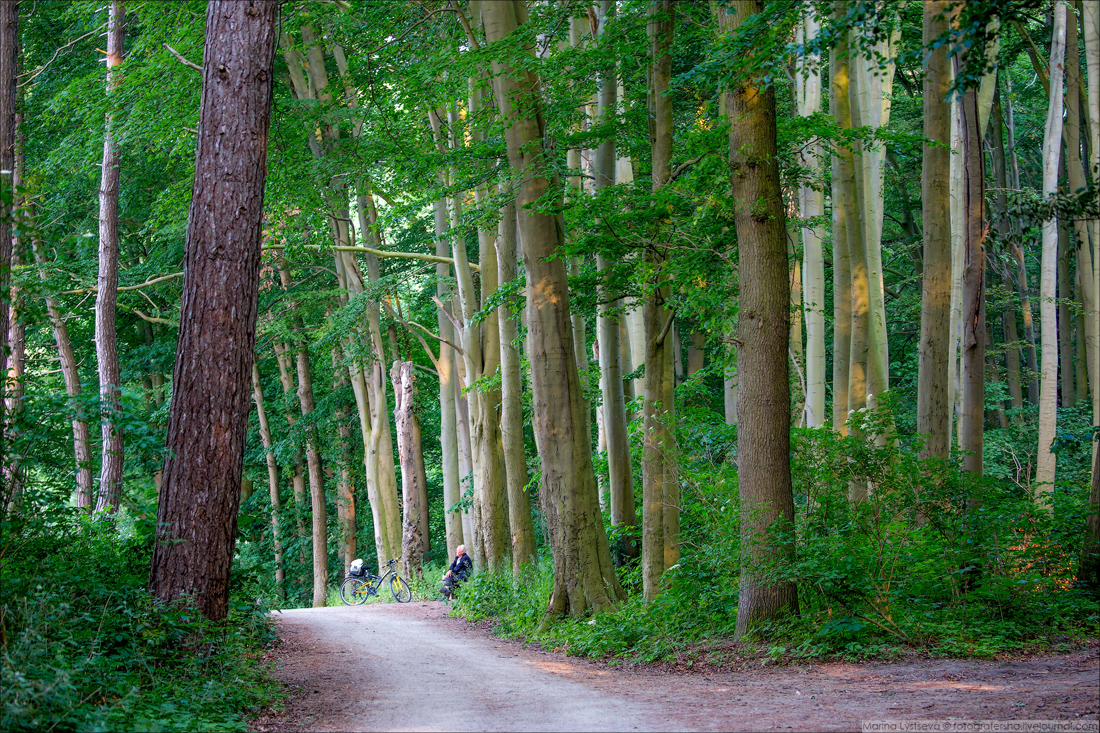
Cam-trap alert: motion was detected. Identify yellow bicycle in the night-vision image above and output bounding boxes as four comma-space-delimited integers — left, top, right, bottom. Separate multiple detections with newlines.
339, 557, 412, 605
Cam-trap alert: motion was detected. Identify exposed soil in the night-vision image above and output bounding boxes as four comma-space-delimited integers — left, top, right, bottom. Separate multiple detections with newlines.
250, 601, 1099, 732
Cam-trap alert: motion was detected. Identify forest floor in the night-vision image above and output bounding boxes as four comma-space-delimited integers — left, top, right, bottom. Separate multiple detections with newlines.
250, 602, 1099, 732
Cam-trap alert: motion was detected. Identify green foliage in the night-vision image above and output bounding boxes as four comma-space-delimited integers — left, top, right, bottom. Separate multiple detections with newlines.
1, 512, 281, 732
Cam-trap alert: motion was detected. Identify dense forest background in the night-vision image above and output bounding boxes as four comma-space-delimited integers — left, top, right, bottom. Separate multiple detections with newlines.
1, 0, 1098, 728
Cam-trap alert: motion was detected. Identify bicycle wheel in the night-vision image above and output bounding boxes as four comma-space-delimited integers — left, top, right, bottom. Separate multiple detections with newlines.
389, 575, 412, 603
340, 577, 371, 606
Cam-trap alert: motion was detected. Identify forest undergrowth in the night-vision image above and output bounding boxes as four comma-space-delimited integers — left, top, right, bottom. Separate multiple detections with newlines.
450, 401, 1099, 665
0, 511, 282, 732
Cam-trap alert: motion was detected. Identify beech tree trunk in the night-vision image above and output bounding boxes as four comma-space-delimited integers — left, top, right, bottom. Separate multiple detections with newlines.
32, 234, 94, 506
482, 0, 623, 619
595, 0, 637, 562
148, 0, 279, 622
391, 361, 424, 580
917, 0, 954, 458
274, 340, 310, 556
497, 200, 536, 573
796, 9, 825, 428
958, 80, 986, 477
829, 24, 854, 435
94, 1, 125, 514
1036, 1, 1067, 506
251, 363, 286, 596
1082, 0, 1100, 481
717, 0, 798, 638
642, 0, 678, 602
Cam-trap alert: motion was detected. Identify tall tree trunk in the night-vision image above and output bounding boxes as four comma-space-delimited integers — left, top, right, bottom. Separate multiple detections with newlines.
989, 88, 1025, 412
94, 1, 125, 514
918, 0, 954, 458
251, 363, 286, 597
433, 194, 464, 558
0, 0, 15, 476
391, 361, 424, 580
830, 40, 852, 435
4, 114, 24, 509
32, 234, 94, 505
717, 0, 798, 639
958, 78, 987, 476
497, 199, 536, 573
274, 340, 310, 555
1036, 1, 1067, 506
641, 0, 677, 602
1064, 9, 1088, 408
1082, 0, 1100, 480
333, 355, 356, 575
148, 0, 279, 622
293, 333, 328, 606
482, 0, 623, 619
594, 0, 637, 562
797, 9, 825, 428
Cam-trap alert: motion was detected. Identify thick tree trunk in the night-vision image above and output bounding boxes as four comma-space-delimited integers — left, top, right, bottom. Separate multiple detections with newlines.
717, 0, 798, 639
391, 361, 424, 580
148, 0, 278, 622
918, 0, 954, 458
497, 199, 536, 573
1036, 1, 1067, 506
482, 0, 623, 619
94, 1, 125, 514
251, 363, 286, 596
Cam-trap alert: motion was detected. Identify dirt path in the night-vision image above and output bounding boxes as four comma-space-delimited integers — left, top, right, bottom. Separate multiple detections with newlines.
252, 602, 1099, 732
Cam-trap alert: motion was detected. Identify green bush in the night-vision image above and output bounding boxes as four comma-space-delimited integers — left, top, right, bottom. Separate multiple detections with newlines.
1, 510, 281, 732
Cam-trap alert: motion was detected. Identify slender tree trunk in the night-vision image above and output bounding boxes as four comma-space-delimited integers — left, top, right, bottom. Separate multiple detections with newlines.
294, 339, 328, 606
958, 78, 987, 476
594, 0, 637, 562
918, 0, 954, 458
641, 0, 677, 602
0, 0, 15, 475
1036, 0, 1067, 506
274, 341, 310, 553
148, 0, 279, 622
433, 194, 464, 558
990, 89, 1025, 412
251, 363, 286, 596
797, 9, 825, 428
333, 355, 356, 575
497, 199, 536, 573
482, 0, 623, 619
1082, 0, 1100, 480
4, 117, 24, 509
391, 361, 424, 580
1064, 9, 1088, 409
32, 235, 94, 505
717, 0, 798, 639
94, 1, 125, 514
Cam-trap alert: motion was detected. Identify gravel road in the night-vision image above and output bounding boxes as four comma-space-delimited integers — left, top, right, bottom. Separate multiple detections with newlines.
252, 602, 1099, 733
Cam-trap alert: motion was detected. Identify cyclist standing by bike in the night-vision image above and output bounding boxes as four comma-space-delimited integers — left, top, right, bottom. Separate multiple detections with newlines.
440, 545, 472, 600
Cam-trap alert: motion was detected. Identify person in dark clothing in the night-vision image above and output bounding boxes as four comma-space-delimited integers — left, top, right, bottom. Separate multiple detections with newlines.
440, 544, 472, 600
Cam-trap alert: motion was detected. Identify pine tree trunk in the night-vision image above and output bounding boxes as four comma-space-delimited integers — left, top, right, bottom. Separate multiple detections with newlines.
0, 0, 15, 477
918, 0, 954, 458
482, 0, 623, 619
717, 0, 798, 640
497, 199, 536, 573
148, 0, 279, 622
251, 363, 286, 596
1036, 0, 1067, 506
94, 1, 125, 514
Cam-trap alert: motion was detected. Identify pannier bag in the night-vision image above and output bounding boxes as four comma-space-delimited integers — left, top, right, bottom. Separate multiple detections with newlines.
348, 559, 365, 577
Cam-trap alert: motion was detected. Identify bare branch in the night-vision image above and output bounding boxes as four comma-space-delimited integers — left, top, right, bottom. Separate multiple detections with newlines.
19, 23, 108, 88
164, 43, 202, 72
